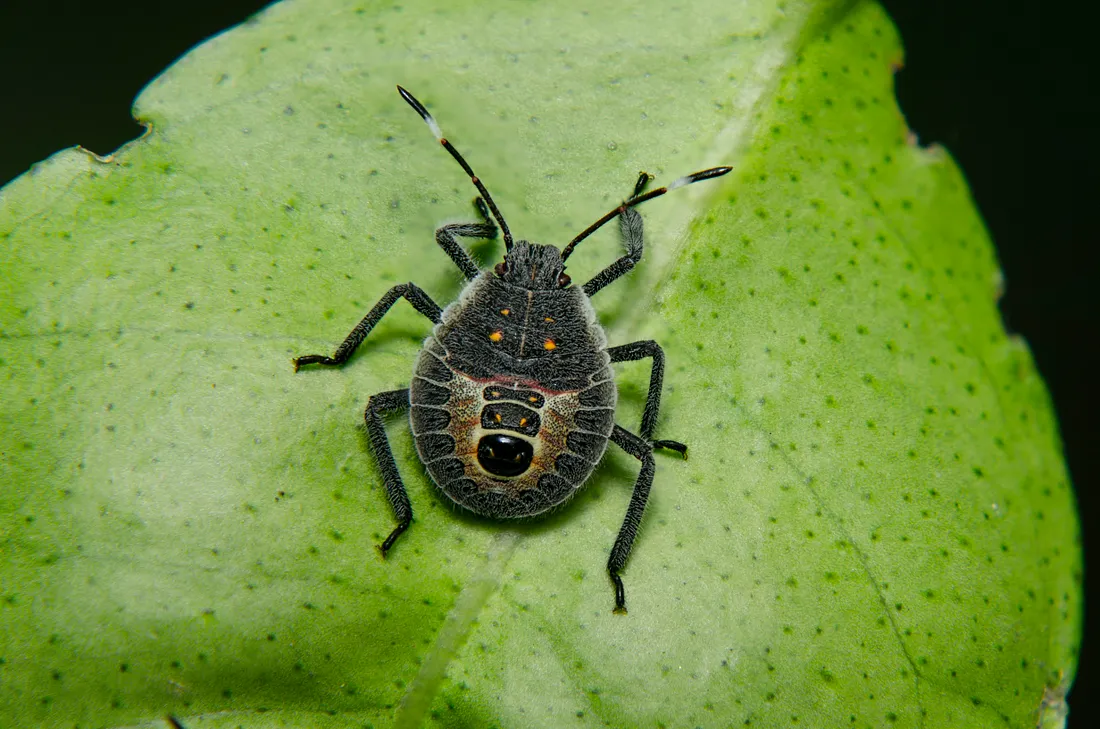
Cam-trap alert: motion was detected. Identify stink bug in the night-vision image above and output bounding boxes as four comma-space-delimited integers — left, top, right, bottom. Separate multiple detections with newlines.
293, 86, 730, 612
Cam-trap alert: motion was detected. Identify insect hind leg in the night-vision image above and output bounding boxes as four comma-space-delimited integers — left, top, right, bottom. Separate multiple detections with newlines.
364, 388, 414, 556
606, 424, 662, 614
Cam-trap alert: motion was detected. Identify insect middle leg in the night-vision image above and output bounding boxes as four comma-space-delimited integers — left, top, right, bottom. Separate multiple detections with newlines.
292, 282, 442, 370
607, 340, 686, 453
435, 197, 499, 281
364, 388, 414, 556
606, 424, 684, 613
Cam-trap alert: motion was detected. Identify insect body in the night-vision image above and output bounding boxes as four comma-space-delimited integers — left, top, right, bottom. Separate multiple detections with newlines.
294, 86, 730, 612
410, 260, 615, 520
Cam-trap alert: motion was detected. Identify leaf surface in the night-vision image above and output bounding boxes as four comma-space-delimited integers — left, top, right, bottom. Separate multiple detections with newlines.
0, 0, 1080, 727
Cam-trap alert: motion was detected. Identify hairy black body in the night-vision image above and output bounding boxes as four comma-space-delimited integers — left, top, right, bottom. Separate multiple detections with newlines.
410, 266, 615, 518
293, 86, 730, 612
437, 266, 609, 390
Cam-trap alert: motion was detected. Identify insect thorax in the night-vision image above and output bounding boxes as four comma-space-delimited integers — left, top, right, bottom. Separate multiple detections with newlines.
408, 274, 616, 518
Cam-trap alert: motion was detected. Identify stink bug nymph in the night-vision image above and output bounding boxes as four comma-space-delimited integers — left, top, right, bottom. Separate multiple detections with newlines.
293, 86, 730, 613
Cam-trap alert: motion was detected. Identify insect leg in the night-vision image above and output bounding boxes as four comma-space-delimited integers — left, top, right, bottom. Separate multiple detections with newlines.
435, 197, 498, 281
562, 166, 731, 262
609, 339, 678, 443
581, 173, 655, 297
364, 388, 414, 556
630, 171, 653, 198
606, 423, 661, 614
581, 206, 645, 297
292, 283, 442, 370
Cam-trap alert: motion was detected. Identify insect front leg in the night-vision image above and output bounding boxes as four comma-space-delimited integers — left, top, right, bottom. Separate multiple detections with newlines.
434, 197, 499, 281
364, 388, 414, 556
629, 170, 654, 198
582, 206, 646, 297
607, 423, 682, 614
292, 282, 442, 370
577, 172, 653, 297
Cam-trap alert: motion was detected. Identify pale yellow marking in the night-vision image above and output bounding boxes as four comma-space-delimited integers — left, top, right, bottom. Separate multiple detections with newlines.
518, 290, 534, 356
489, 330, 503, 342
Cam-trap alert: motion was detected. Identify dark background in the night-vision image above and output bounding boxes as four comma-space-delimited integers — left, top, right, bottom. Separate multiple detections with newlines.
1, 0, 1093, 724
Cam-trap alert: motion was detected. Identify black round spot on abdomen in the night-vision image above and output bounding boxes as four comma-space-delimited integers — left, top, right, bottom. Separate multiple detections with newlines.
477, 434, 533, 477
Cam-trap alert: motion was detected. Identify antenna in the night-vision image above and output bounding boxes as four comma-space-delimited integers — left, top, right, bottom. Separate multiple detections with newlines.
560, 166, 732, 261
397, 86, 514, 251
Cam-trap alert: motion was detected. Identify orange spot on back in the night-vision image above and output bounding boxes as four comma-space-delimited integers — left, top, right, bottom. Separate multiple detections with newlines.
543, 339, 556, 350
489, 330, 503, 342
501, 309, 510, 316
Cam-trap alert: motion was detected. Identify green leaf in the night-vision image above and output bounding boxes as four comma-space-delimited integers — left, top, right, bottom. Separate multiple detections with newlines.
0, 0, 1081, 727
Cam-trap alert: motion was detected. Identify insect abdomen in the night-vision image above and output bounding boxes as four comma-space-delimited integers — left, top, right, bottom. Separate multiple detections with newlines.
409, 335, 616, 519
